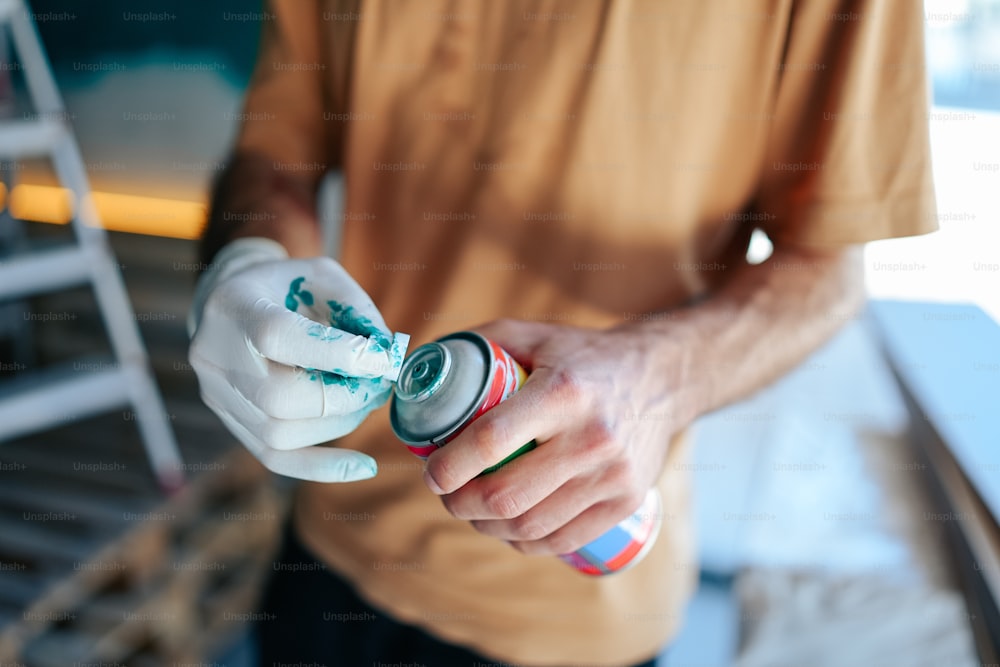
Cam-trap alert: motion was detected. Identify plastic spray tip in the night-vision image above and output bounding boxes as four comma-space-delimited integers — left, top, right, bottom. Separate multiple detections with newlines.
385, 332, 411, 383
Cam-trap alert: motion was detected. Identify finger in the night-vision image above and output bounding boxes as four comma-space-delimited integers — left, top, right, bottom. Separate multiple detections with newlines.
207, 401, 377, 482
468, 476, 595, 541
511, 492, 647, 557
248, 298, 395, 378
440, 435, 584, 520
258, 446, 377, 483
423, 366, 584, 494
244, 361, 393, 420
247, 400, 381, 452
196, 367, 379, 451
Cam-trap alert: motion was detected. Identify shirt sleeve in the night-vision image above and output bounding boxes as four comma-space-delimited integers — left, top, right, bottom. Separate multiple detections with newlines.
754, 0, 938, 248
234, 0, 331, 182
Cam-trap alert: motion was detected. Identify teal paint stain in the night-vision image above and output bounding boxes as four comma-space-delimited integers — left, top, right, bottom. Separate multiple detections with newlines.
305, 322, 346, 342
327, 300, 390, 351
389, 336, 406, 369
306, 369, 362, 392
304, 371, 392, 407
285, 277, 314, 312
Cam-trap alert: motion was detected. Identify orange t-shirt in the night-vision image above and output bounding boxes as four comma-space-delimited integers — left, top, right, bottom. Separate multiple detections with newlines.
234, 1, 936, 664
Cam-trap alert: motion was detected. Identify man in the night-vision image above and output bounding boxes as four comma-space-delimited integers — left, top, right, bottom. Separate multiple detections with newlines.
189, 1, 937, 665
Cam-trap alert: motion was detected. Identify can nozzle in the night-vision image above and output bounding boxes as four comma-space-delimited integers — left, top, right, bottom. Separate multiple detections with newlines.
384, 332, 411, 383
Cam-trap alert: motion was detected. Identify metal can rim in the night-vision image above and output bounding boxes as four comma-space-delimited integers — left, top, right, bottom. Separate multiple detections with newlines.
389, 331, 496, 447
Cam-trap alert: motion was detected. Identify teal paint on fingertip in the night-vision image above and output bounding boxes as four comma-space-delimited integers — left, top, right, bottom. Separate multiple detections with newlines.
387, 332, 411, 382
327, 300, 391, 350
390, 333, 410, 368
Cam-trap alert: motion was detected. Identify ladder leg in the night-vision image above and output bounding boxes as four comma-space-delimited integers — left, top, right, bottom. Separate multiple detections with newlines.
7, 0, 62, 115
0, 0, 185, 490
51, 134, 185, 491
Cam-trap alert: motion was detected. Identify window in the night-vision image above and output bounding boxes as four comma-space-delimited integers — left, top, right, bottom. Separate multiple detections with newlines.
864, 0, 1000, 323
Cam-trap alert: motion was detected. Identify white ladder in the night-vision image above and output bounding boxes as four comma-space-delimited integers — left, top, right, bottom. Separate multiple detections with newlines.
0, 0, 184, 489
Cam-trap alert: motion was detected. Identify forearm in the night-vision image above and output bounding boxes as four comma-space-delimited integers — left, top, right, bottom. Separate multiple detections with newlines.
628, 243, 865, 426
200, 151, 324, 265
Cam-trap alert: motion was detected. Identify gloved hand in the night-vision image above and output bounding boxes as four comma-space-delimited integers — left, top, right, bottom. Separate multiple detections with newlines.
188, 238, 409, 482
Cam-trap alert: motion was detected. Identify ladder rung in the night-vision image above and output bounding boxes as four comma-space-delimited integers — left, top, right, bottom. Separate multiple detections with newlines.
0, 365, 133, 443
0, 0, 185, 488
0, 119, 64, 159
0, 245, 92, 300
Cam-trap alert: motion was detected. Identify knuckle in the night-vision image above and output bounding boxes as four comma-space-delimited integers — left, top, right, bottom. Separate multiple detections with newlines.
251, 322, 281, 358
590, 420, 618, 449
547, 368, 585, 407
473, 415, 514, 464
578, 419, 621, 462
483, 485, 527, 519
209, 281, 249, 323
252, 382, 291, 419
510, 514, 550, 541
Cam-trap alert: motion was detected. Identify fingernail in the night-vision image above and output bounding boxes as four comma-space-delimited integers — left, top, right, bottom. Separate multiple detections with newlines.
423, 469, 445, 495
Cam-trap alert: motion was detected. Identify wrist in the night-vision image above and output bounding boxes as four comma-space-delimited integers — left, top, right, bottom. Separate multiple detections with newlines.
201, 152, 325, 265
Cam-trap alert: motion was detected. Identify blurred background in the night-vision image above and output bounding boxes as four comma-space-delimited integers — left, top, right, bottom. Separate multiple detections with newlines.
0, 0, 997, 666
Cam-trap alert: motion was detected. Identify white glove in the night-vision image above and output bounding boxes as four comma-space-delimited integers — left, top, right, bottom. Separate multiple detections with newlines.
188, 238, 409, 482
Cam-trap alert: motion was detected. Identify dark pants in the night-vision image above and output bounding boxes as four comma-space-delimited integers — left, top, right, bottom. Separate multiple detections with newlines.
256, 523, 660, 667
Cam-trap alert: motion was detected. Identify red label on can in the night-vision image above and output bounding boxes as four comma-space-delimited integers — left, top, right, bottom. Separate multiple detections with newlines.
440, 339, 527, 445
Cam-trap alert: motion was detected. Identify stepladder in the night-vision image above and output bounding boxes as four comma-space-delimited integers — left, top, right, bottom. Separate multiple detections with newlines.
0, 0, 184, 490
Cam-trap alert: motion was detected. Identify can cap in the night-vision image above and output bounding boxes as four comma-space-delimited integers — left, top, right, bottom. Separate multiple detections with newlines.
391, 336, 486, 444
395, 342, 450, 401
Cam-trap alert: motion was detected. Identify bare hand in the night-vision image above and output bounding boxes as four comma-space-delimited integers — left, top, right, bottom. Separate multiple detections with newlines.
423, 318, 693, 556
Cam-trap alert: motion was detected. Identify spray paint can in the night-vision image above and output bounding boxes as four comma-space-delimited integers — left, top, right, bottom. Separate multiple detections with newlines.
390, 331, 661, 576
